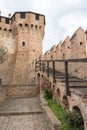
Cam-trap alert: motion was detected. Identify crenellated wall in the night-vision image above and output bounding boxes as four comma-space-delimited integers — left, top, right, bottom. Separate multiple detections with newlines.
43, 27, 87, 80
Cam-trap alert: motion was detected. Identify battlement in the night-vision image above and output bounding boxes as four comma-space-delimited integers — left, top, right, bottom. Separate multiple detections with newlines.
11, 11, 45, 24
0, 16, 11, 25
0, 11, 45, 25
0, 11, 45, 35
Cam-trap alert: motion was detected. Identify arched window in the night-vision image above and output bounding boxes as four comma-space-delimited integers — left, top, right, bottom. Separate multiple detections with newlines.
22, 41, 25, 47
25, 23, 28, 27
0, 27, 2, 30
35, 25, 37, 29
19, 23, 23, 27
4, 28, 7, 31
31, 24, 33, 28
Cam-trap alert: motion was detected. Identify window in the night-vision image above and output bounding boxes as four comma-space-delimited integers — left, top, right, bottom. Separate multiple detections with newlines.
0, 79, 2, 85
9, 29, 12, 32
80, 42, 83, 45
4, 28, 7, 31
25, 23, 28, 27
22, 41, 25, 46
35, 25, 37, 29
20, 12, 26, 19
19, 23, 23, 27
39, 26, 41, 29
0, 17, 1, 22
5, 18, 10, 24
31, 24, 33, 28
68, 46, 70, 49
51, 55, 53, 60
35, 14, 39, 20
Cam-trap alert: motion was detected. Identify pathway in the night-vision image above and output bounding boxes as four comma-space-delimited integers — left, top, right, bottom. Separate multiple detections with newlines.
0, 97, 49, 130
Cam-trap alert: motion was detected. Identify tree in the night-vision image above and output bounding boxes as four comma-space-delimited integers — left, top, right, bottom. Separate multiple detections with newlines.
0, 46, 8, 63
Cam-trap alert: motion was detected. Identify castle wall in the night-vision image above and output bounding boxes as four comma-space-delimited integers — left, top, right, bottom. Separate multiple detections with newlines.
44, 27, 87, 80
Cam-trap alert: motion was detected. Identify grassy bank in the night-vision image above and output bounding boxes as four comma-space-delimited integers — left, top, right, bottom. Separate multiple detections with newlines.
46, 99, 69, 130
46, 98, 84, 130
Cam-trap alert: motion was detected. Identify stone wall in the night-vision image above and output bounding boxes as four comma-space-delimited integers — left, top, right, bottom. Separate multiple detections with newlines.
0, 86, 6, 104
6, 85, 39, 98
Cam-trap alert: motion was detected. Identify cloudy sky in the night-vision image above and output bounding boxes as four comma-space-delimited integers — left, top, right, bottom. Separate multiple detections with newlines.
0, 0, 87, 53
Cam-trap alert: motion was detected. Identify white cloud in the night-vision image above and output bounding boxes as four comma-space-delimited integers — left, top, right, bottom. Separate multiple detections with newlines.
0, 0, 87, 53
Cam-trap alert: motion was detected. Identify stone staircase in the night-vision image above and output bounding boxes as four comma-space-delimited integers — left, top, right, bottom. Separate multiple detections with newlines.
0, 97, 49, 130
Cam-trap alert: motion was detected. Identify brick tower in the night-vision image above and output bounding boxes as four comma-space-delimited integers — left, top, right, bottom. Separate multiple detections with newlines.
0, 12, 45, 85
12, 12, 45, 84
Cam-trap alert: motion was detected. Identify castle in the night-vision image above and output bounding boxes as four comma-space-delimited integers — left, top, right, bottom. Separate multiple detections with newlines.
0, 11, 45, 85
0, 11, 87, 130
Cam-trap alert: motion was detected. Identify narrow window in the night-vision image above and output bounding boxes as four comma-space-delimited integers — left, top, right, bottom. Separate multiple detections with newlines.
0, 17, 1, 22
0, 79, 2, 85
22, 41, 25, 46
80, 42, 83, 45
68, 46, 70, 49
4, 28, 7, 31
39, 26, 41, 29
35, 14, 39, 20
20, 12, 26, 19
51, 55, 53, 60
5, 18, 10, 24
35, 25, 37, 29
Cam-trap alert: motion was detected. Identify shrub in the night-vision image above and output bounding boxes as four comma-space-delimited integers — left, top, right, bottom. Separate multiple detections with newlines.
44, 90, 53, 99
66, 112, 84, 130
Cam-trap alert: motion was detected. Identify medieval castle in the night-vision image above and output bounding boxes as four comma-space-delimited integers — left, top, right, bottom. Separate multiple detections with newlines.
0, 11, 87, 130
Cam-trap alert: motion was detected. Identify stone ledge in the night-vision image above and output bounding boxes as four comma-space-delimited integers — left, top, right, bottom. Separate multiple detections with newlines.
40, 97, 61, 130
40, 97, 48, 107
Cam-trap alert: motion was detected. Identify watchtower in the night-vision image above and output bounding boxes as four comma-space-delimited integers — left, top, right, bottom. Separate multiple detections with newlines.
12, 12, 45, 84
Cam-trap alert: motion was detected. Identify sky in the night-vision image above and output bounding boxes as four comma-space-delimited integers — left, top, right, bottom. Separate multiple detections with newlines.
0, 0, 87, 53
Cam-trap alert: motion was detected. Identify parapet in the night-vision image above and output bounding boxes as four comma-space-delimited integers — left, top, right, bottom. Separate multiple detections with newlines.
0, 11, 45, 26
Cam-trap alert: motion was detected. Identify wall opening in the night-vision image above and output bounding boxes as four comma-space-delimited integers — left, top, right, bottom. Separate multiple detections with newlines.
22, 41, 25, 47
0, 79, 2, 85
20, 12, 26, 19
57, 88, 60, 97
80, 42, 83, 46
62, 96, 69, 108
5, 18, 10, 24
70, 106, 84, 130
35, 14, 39, 20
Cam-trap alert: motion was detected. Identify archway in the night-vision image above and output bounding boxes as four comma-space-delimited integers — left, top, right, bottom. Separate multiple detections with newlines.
62, 95, 69, 108
70, 106, 84, 130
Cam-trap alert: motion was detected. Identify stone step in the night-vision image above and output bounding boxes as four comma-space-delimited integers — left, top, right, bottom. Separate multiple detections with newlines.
0, 110, 43, 116
0, 97, 43, 116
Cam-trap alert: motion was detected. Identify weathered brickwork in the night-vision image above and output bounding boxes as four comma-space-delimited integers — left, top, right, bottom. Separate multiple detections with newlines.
44, 27, 87, 79
0, 12, 45, 85
40, 26, 87, 130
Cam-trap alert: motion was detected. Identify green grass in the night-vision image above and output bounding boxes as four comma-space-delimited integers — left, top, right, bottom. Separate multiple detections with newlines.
46, 99, 70, 130
45, 98, 84, 130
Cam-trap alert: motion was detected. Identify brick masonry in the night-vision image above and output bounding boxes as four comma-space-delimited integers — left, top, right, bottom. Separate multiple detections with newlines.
0, 12, 45, 85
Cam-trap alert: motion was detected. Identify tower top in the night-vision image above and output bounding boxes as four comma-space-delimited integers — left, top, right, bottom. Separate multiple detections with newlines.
0, 11, 46, 25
